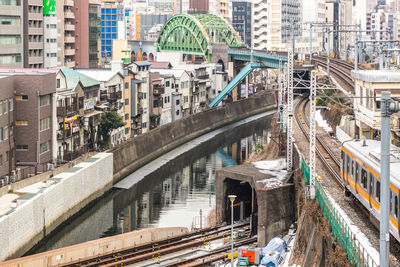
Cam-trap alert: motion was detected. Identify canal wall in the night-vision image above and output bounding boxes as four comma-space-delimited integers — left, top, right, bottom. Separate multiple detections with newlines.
1, 227, 188, 267
112, 90, 277, 182
0, 153, 113, 261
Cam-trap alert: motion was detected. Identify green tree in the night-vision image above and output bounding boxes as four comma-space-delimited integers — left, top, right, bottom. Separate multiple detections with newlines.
99, 111, 125, 147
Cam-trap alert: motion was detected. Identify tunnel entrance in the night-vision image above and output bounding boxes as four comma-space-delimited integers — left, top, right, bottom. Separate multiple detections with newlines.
224, 178, 257, 232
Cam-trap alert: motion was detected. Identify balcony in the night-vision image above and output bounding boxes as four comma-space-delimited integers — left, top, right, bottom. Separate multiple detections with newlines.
64, 0, 74, 6
65, 48, 75, 56
65, 35, 75, 43
57, 105, 77, 117
153, 85, 165, 95
29, 56, 43, 64
28, 27, 43, 35
65, 23, 75, 31
28, 41, 43, 50
64, 11, 75, 19
28, 13, 43, 21
109, 91, 122, 101
196, 73, 209, 80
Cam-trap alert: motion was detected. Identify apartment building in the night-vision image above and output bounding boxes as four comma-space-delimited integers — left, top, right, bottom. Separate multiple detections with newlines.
56, 0, 76, 68
23, 0, 44, 68
0, 0, 23, 68
43, 14, 58, 68
74, 0, 102, 68
232, 0, 251, 47
0, 69, 57, 181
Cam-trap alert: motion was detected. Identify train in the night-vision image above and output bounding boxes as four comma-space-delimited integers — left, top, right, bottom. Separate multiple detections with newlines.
340, 139, 400, 242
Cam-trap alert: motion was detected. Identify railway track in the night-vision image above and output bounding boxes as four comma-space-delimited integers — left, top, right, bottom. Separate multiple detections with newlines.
294, 96, 344, 189
62, 223, 251, 267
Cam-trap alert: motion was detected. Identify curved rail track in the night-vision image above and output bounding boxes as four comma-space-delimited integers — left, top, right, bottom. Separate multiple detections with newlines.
294, 96, 344, 188
62, 223, 252, 267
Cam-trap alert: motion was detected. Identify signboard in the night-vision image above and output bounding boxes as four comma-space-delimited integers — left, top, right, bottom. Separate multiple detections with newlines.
84, 99, 94, 110
43, 0, 56, 15
64, 115, 78, 123
240, 84, 246, 98
248, 84, 254, 96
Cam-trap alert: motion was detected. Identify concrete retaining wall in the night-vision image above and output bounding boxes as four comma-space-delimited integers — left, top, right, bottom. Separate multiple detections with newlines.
0, 152, 97, 198
112, 90, 277, 182
1, 227, 188, 267
0, 153, 113, 261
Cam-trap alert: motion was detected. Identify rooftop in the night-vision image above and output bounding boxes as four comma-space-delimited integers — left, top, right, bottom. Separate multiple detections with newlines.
351, 70, 400, 83
151, 68, 186, 78
133, 61, 151, 67
76, 69, 122, 82
61, 67, 100, 91
150, 61, 173, 69
0, 68, 59, 76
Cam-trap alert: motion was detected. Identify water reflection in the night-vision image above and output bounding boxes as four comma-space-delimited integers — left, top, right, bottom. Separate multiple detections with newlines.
30, 115, 272, 254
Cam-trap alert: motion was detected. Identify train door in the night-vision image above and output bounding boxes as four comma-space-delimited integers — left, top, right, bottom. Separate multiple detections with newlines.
351, 158, 358, 194
368, 172, 373, 208
390, 187, 399, 232
374, 179, 381, 211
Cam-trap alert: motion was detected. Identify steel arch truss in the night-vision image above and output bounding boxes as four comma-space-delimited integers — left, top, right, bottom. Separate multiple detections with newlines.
157, 14, 243, 62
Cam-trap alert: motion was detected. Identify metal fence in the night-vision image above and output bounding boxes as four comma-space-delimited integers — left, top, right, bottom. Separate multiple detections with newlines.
301, 156, 379, 267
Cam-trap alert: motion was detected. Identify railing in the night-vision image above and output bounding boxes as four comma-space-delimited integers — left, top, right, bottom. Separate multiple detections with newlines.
301, 156, 379, 267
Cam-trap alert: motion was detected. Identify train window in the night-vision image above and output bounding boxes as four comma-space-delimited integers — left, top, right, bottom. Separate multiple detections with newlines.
395, 195, 398, 218
376, 180, 381, 203
346, 155, 350, 175
356, 163, 360, 181
390, 191, 393, 213
351, 159, 355, 176
361, 169, 368, 189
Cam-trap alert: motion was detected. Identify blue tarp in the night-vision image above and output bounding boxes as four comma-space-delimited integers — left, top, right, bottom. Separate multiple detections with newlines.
260, 237, 287, 266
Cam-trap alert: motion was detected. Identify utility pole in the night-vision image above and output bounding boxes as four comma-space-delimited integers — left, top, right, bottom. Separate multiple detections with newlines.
309, 70, 316, 199
286, 49, 293, 171
380, 91, 398, 267
379, 45, 384, 70
309, 23, 313, 64
327, 26, 330, 76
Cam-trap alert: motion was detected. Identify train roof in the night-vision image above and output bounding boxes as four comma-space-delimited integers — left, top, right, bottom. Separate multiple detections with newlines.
343, 139, 400, 189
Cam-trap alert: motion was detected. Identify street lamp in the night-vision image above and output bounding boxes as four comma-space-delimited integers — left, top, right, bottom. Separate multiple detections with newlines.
228, 194, 237, 266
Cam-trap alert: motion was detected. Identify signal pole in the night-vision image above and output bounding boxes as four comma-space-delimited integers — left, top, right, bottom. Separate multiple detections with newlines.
309, 70, 316, 199
286, 49, 293, 171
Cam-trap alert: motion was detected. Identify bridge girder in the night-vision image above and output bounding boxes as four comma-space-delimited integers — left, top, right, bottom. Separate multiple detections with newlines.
156, 14, 243, 62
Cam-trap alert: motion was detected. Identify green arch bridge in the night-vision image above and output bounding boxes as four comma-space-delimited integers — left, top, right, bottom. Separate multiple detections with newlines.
156, 13, 243, 62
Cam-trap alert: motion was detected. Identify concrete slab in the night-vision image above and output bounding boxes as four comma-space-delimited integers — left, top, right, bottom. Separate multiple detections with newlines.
114, 110, 275, 190
15, 180, 56, 194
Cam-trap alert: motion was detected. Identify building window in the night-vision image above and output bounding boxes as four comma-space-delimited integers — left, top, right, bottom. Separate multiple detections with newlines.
40, 141, 50, 154
184, 96, 188, 103
176, 110, 180, 116
16, 95, 28, 101
5, 151, 8, 162
3, 100, 7, 114
142, 122, 147, 128
57, 79, 60, 88
40, 117, 50, 131
40, 95, 51, 106
125, 127, 129, 134
125, 82, 129, 89
16, 145, 28, 151
0, 154, 2, 166
16, 120, 28, 126
166, 81, 170, 87
9, 98, 13, 111
125, 98, 129, 105
176, 99, 180, 105
125, 113, 129, 120
0, 101, 2, 115
4, 126, 8, 140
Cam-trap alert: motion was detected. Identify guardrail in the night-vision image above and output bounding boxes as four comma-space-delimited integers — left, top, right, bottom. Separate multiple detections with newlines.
301, 156, 379, 267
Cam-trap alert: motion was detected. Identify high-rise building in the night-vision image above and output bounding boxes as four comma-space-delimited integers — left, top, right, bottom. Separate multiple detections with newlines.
56, 0, 76, 68
73, 0, 101, 68
189, 0, 208, 13
43, 0, 58, 68
100, 0, 125, 64
23, 0, 44, 68
232, 0, 251, 47
0, 0, 23, 68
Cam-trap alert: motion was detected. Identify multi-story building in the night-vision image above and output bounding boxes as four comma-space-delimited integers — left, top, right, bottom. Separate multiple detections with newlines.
43, 8, 58, 68
149, 72, 164, 129
173, 0, 189, 14
253, 0, 301, 51
23, 0, 44, 68
56, 67, 101, 161
100, 0, 125, 64
56, 0, 76, 68
76, 67, 126, 146
0, 76, 15, 180
74, 0, 101, 68
0, 69, 57, 180
232, 0, 251, 47
131, 61, 151, 133
0, 0, 23, 68
189, 0, 208, 13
